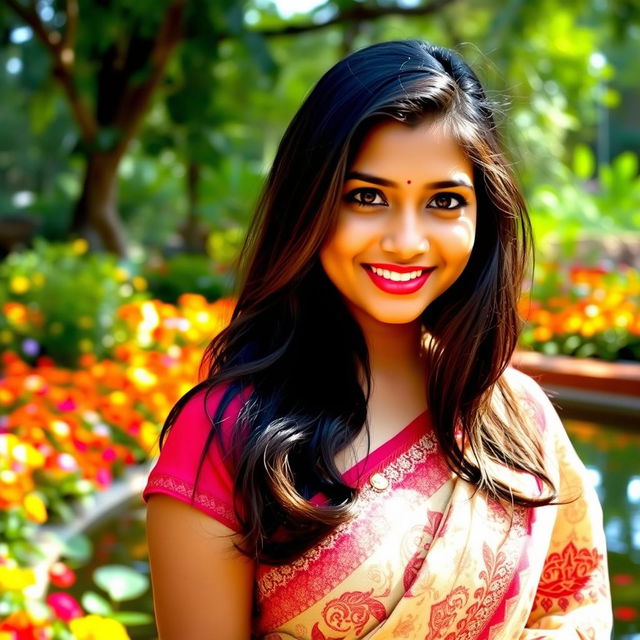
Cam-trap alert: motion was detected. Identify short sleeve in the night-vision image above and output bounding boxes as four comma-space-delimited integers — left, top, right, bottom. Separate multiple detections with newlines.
142, 384, 246, 532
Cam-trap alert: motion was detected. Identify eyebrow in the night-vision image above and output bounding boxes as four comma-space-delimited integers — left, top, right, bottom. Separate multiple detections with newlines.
345, 171, 474, 190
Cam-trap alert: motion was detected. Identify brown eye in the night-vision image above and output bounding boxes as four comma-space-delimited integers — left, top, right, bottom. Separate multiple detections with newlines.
427, 193, 467, 210
345, 188, 388, 207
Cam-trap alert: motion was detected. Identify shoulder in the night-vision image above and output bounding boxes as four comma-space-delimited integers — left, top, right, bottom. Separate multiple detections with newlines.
143, 380, 252, 531
162, 381, 252, 452
500, 366, 559, 433
497, 367, 555, 432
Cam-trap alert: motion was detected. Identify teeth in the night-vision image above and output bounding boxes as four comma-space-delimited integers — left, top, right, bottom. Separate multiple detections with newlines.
370, 266, 425, 281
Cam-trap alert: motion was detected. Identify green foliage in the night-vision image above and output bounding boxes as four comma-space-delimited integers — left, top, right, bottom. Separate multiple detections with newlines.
0, 239, 149, 367
529, 148, 640, 253
143, 253, 232, 304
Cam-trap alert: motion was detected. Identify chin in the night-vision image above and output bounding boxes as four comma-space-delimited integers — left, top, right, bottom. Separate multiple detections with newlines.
367, 310, 425, 325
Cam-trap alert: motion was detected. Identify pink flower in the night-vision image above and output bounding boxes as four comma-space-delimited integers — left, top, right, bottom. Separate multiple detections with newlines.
96, 468, 112, 487
102, 448, 118, 462
46, 592, 83, 621
56, 398, 76, 412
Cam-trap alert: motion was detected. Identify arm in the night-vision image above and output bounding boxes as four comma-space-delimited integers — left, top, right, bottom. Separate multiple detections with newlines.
146, 494, 255, 640
142, 385, 256, 639
518, 377, 612, 639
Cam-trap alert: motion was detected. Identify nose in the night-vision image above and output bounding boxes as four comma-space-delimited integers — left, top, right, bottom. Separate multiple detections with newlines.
380, 207, 429, 258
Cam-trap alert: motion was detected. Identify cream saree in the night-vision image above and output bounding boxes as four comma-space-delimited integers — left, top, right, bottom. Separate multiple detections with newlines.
252, 375, 611, 640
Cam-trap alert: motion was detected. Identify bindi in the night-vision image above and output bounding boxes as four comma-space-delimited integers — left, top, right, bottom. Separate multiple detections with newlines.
407, 180, 412, 184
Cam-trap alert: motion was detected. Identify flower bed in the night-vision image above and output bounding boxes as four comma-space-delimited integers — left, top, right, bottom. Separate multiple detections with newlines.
519, 263, 640, 362
0, 295, 233, 639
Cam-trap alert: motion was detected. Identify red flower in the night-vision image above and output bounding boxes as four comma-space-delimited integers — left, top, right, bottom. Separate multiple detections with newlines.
48, 561, 76, 588
612, 573, 634, 586
614, 606, 638, 621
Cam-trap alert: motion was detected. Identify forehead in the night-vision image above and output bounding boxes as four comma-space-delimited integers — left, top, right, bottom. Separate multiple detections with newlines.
348, 118, 473, 180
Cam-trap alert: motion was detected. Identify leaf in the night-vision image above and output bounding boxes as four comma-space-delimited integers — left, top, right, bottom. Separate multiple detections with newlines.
110, 611, 155, 626
572, 144, 595, 180
61, 533, 93, 563
81, 590, 113, 615
612, 152, 638, 182
93, 565, 149, 602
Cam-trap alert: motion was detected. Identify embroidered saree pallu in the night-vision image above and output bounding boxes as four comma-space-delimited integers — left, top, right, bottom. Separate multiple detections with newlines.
142, 376, 612, 639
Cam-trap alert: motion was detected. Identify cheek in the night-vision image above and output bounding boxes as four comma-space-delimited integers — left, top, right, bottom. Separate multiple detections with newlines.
320, 217, 369, 266
440, 217, 476, 261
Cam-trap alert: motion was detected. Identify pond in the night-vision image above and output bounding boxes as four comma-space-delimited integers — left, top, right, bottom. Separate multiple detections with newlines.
66, 414, 640, 640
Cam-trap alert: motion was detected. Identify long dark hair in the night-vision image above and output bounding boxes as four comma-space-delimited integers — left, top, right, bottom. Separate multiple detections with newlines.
159, 40, 556, 564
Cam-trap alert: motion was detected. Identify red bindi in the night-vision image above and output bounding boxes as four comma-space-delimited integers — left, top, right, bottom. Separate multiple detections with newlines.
407, 180, 412, 184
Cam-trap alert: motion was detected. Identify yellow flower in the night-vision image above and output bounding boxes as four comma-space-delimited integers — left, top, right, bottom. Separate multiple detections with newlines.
79, 338, 93, 352
9, 276, 30, 294
72, 238, 89, 255
0, 566, 36, 591
132, 276, 147, 291
12, 442, 45, 468
127, 367, 158, 390
77, 316, 94, 329
68, 614, 130, 640
115, 267, 130, 283
109, 390, 128, 406
140, 421, 160, 456
23, 492, 48, 524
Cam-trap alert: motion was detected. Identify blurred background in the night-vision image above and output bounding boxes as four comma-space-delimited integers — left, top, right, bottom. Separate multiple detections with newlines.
0, 1, 638, 638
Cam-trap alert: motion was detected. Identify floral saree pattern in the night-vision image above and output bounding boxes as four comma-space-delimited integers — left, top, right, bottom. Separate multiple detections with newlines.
142, 369, 612, 639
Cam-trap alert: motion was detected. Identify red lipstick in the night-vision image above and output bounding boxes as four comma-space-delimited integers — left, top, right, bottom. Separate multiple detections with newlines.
362, 264, 435, 295
366, 263, 430, 273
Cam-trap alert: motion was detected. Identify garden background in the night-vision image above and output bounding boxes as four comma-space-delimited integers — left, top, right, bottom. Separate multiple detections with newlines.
0, 0, 639, 638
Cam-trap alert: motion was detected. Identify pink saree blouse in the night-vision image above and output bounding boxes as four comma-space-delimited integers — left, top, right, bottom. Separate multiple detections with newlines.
142, 369, 612, 639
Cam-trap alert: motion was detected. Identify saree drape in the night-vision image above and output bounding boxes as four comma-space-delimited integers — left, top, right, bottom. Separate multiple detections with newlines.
142, 369, 612, 639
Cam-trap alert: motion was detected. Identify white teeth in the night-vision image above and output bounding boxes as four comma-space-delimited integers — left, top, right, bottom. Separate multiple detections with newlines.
370, 266, 425, 281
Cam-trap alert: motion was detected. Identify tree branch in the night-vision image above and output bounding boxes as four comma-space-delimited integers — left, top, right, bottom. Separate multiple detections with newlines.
5, 0, 98, 141
113, 0, 188, 159
63, 0, 78, 55
252, 0, 456, 38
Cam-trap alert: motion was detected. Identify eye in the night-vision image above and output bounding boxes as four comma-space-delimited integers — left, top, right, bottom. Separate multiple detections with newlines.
427, 192, 468, 210
344, 188, 388, 208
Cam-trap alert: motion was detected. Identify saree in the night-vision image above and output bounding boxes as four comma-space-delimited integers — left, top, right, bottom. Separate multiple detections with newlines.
142, 369, 612, 639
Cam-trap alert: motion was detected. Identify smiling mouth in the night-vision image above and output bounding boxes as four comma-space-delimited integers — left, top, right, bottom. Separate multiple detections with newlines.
363, 264, 435, 282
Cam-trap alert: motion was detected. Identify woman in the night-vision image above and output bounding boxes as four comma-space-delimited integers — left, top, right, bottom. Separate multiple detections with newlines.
143, 40, 611, 639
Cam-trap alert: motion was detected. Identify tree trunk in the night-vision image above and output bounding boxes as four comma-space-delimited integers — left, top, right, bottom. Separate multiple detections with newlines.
179, 160, 209, 253
71, 152, 128, 257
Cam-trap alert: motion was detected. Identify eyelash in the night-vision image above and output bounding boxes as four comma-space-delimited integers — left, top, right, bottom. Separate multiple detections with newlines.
345, 188, 468, 210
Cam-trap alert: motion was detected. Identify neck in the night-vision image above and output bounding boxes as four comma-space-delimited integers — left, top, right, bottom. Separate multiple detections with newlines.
350, 312, 426, 377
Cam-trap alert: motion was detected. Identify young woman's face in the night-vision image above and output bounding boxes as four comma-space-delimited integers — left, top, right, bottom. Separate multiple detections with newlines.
320, 118, 477, 329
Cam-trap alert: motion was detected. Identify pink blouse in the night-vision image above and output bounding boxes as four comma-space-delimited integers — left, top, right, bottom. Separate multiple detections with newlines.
142, 384, 246, 531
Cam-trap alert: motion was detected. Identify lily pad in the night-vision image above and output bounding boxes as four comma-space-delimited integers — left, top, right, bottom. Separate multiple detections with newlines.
93, 564, 149, 602
81, 590, 113, 615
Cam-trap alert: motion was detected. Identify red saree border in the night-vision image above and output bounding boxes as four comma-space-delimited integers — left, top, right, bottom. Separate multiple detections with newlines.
256, 429, 451, 632
342, 410, 431, 490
